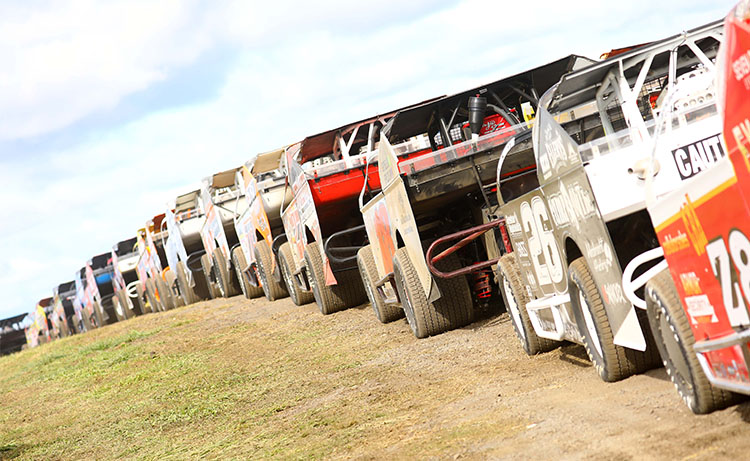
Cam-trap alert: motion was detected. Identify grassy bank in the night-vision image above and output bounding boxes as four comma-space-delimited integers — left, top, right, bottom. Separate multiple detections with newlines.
0, 297, 523, 459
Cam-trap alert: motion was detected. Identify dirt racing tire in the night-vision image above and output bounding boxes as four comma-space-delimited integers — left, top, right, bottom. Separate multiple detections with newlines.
93, 301, 105, 328
357, 245, 403, 323
176, 261, 197, 305
255, 240, 288, 301
279, 242, 314, 306
166, 270, 184, 308
568, 257, 660, 382
232, 247, 264, 299
156, 274, 175, 310
145, 278, 162, 313
304, 241, 366, 315
646, 269, 739, 414
392, 247, 473, 339
200, 253, 219, 300
136, 283, 150, 314
213, 250, 240, 298
497, 253, 558, 355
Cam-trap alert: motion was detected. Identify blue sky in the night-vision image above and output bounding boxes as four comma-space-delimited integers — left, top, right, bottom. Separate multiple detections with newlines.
0, 0, 734, 319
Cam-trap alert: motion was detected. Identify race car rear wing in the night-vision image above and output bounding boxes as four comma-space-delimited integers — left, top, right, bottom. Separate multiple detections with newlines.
548, 20, 722, 117
383, 55, 595, 150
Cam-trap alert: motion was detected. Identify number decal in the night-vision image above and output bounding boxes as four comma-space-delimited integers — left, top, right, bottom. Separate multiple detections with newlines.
520, 197, 563, 287
533, 197, 564, 283
706, 233, 750, 327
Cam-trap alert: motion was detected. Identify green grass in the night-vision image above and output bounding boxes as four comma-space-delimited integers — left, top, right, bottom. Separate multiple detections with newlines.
0, 300, 523, 459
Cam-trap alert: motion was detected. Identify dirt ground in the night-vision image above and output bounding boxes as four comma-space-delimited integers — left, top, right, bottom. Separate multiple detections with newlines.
229, 296, 750, 460
3, 294, 750, 459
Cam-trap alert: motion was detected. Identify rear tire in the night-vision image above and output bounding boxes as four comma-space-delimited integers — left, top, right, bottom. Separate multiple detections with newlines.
137, 283, 151, 314
93, 301, 104, 327
568, 257, 660, 382
357, 245, 403, 323
232, 247, 264, 299
279, 242, 314, 306
304, 241, 366, 314
214, 250, 240, 298
200, 253, 219, 299
156, 274, 175, 310
166, 270, 184, 307
497, 253, 558, 355
176, 261, 197, 305
392, 247, 473, 338
646, 270, 740, 414
255, 240, 288, 301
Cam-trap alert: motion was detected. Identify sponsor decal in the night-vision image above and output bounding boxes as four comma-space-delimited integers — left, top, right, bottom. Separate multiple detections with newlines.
525, 270, 537, 289
679, 194, 708, 255
684, 294, 718, 324
585, 237, 615, 273
601, 282, 627, 305
731, 48, 750, 89
539, 116, 579, 180
661, 231, 690, 255
671, 134, 725, 180
679, 272, 702, 297
506, 213, 522, 235
731, 118, 750, 160
547, 181, 597, 229
711, 345, 750, 383
515, 241, 529, 258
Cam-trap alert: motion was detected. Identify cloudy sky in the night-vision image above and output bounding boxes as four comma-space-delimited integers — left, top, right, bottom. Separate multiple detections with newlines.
0, 0, 734, 319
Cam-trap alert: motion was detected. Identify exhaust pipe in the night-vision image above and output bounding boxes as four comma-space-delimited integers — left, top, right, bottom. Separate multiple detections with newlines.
468, 95, 487, 143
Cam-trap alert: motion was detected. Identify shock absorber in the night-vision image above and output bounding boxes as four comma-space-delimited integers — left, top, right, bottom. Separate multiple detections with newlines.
473, 268, 493, 300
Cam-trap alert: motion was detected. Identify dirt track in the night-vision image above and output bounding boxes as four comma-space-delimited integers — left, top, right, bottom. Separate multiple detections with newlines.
196, 294, 750, 460
4, 294, 750, 459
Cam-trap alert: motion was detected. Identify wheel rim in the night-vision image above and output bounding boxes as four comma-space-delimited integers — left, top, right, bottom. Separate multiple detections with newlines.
233, 254, 248, 298
305, 257, 322, 306
579, 290, 603, 357
394, 264, 417, 335
360, 263, 380, 319
114, 296, 124, 319
258, 263, 270, 299
281, 256, 298, 304
503, 277, 526, 341
659, 307, 693, 392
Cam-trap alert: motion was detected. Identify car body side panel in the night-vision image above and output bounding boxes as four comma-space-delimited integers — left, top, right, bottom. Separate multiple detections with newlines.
281, 149, 335, 285
376, 134, 436, 301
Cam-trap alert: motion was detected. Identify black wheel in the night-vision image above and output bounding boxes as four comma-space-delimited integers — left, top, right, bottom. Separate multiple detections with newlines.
136, 282, 150, 314
176, 261, 197, 305
232, 247, 264, 299
200, 253, 219, 299
568, 257, 660, 382
156, 275, 175, 310
213, 250, 240, 298
145, 278, 161, 313
392, 247, 473, 338
93, 301, 104, 327
304, 241, 366, 314
279, 242, 314, 306
497, 253, 558, 355
357, 245, 403, 323
255, 240, 288, 301
646, 269, 740, 414
166, 270, 184, 307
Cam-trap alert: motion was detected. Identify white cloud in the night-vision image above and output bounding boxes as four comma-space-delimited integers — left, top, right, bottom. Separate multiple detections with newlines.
0, 0, 737, 318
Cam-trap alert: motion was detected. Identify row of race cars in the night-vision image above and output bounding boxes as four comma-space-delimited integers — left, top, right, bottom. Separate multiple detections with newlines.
5, 4, 750, 415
